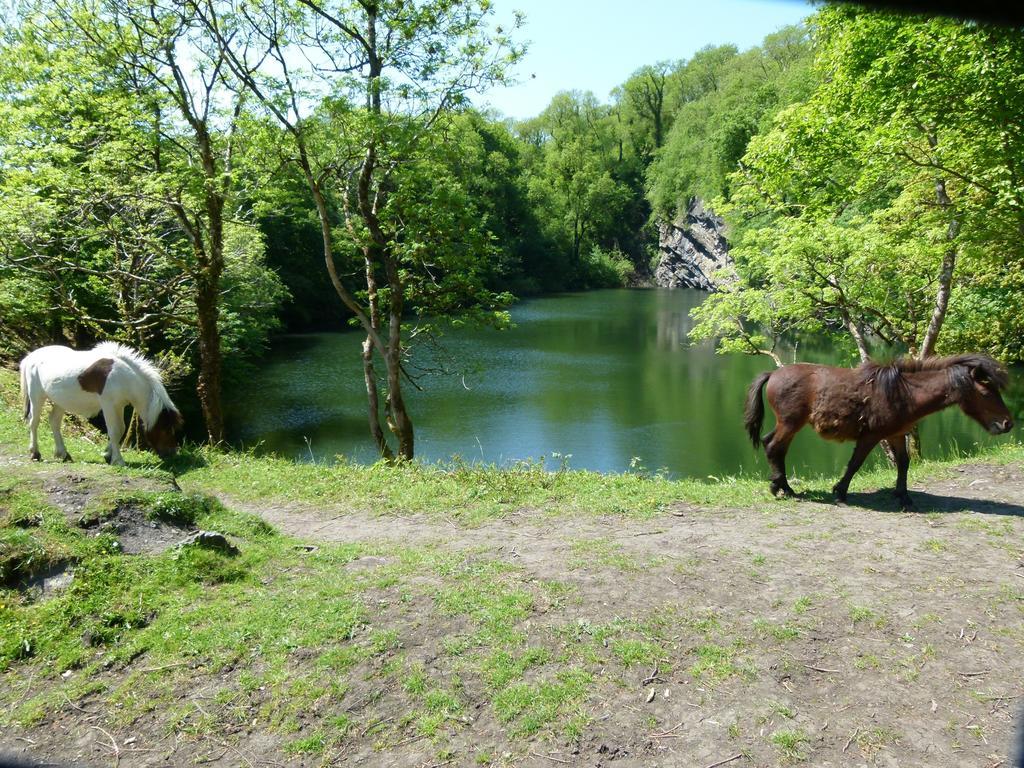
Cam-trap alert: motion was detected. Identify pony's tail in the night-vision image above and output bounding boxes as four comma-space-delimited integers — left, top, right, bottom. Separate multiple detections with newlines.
19, 359, 30, 422
744, 371, 772, 449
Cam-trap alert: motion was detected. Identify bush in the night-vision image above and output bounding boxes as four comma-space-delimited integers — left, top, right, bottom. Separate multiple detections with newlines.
580, 247, 633, 289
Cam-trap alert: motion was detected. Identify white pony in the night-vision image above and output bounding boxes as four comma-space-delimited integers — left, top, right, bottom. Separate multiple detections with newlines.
19, 342, 183, 466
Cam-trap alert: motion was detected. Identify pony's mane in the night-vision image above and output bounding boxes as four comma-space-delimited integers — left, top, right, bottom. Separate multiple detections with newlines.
92, 342, 178, 427
859, 353, 1009, 400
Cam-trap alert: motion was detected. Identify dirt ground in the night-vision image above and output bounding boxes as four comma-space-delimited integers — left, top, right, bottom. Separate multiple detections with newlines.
3, 453, 1024, 768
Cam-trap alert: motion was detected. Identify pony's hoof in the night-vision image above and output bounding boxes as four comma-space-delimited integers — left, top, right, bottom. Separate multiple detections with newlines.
59, 453, 73, 463
895, 493, 914, 510
770, 482, 796, 498
30, 450, 41, 461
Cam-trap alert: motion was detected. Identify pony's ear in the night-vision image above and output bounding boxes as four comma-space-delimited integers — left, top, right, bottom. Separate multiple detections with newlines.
965, 357, 1009, 389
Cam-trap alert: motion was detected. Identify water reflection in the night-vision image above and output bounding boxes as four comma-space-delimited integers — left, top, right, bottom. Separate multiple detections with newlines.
225, 289, 1022, 478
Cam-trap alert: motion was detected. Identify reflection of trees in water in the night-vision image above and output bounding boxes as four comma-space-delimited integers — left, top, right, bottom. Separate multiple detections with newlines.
227, 290, 1021, 473
655, 306, 691, 350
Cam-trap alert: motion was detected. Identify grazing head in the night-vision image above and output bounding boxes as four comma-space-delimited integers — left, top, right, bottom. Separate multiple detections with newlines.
144, 406, 184, 458
92, 341, 184, 459
949, 355, 1013, 435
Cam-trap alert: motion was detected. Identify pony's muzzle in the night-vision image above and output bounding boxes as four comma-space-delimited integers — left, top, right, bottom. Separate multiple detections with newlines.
991, 419, 1014, 434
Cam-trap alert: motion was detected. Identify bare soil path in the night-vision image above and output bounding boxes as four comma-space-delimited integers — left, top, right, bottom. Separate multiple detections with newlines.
224, 461, 1024, 767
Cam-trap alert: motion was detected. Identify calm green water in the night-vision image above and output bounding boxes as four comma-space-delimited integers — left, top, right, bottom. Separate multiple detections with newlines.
225, 289, 1021, 478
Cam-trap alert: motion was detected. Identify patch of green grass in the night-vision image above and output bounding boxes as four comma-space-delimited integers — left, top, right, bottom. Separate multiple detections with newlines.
492, 668, 592, 737
611, 638, 659, 668
284, 731, 325, 755
433, 570, 533, 647
407, 682, 466, 738
689, 644, 739, 681
370, 628, 402, 655
912, 612, 941, 628
482, 647, 550, 690
770, 728, 811, 760
759, 701, 796, 722
0, 487, 48, 529
956, 517, 1014, 537
564, 712, 589, 742
682, 610, 720, 635
854, 653, 881, 670
920, 538, 948, 553
848, 605, 886, 629
403, 664, 428, 694
896, 644, 936, 683
752, 618, 801, 641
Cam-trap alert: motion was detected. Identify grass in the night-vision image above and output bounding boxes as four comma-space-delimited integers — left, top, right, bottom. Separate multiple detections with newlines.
492, 668, 592, 737
689, 643, 744, 681
770, 727, 811, 760
752, 618, 801, 641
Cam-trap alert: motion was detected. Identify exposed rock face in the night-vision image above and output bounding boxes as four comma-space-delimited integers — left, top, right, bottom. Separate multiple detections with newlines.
654, 198, 731, 291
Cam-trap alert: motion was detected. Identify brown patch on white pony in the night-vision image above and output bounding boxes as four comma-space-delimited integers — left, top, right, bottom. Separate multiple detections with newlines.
145, 407, 184, 458
78, 358, 115, 395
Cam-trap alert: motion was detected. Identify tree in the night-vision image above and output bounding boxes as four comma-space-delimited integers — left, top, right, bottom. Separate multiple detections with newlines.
441, 111, 549, 294
692, 8, 1024, 369
615, 61, 679, 161
646, 34, 812, 220
0, 4, 285, 422
518, 91, 638, 284
200, 0, 523, 460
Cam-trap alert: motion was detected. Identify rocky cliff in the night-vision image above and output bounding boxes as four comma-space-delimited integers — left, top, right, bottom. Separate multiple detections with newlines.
654, 198, 731, 291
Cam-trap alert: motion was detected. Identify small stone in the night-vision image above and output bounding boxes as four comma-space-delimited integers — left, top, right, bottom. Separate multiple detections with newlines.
177, 530, 239, 555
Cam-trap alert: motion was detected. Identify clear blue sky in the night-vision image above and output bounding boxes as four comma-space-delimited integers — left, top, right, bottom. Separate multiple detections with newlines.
475, 0, 813, 120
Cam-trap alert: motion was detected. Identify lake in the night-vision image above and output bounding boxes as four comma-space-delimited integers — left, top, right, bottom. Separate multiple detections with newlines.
225, 289, 1021, 478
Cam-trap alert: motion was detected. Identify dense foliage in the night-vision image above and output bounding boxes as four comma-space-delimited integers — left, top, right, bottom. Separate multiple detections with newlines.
690, 8, 1024, 366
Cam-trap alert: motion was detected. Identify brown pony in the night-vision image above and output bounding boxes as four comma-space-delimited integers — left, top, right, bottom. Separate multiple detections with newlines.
744, 354, 1013, 507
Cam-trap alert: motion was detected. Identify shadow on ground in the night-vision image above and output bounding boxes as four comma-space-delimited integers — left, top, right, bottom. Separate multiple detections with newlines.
800, 488, 1024, 516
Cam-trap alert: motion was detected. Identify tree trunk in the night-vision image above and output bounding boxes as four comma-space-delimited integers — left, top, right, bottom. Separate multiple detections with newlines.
357, 8, 415, 459
195, 277, 224, 444
386, 349, 414, 460
361, 336, 391, 460
842, 311, 871, 364
381, 238, 414, 459
919, 133, 960, 359
911, 136, 961, 457
362, 243, 393, 460
919, 239, 958, 359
